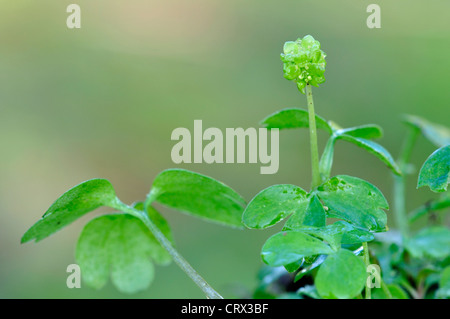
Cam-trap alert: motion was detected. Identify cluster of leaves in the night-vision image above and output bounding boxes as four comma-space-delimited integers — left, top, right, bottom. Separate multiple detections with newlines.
244, 108, 402, 299
370, 116, 450, 299
253, 115, 450, 299
21, 35, 449, 300
22, 169, 246, 293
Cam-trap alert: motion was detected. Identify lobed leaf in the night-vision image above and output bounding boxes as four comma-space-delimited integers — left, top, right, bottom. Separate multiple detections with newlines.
260, 108, 332, 133
147, 169, 246, 229
242, 184, 308, 229
261, 231, 333, 267
316, 175, 388, 232
21, 179, 120, 243
76, 213, 172, 294
315, 249, 366, 299
417, 145, 450, 192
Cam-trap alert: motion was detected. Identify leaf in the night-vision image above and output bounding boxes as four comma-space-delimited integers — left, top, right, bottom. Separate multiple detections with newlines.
282, 194, 326, 230
242, 184, 308, 229
406, 226, 450, 260
436, 266, 450, 299
372, 284, 409, 299
260, 108, 332, 133
148, 169, 246, 228
76, 213, 171, 294
284, 258, 304, 273
261, 231, 333, 267
315, 249, 366, 299
336, 124, 383, 139
302, 194, 326, 227
337, 135, 401, 175
403, 114, 450, 148
319, 124, 400, 180
286, 221, 374, 251
316, 175, 388, 232
21, 179, 120, 243
417, 145, 450, 192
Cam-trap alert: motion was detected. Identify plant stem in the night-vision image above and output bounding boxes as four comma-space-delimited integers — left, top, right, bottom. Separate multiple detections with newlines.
393, 127, 419, 238
362, 242, 371, 299
118, 202, 223, 299
305, 84, 322, 189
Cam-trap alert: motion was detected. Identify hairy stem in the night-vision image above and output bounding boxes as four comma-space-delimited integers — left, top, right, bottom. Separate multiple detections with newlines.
118, 201, 223, 299
363, 242, 371, 299
394, 127, 419, 238
305, 84, 321, 189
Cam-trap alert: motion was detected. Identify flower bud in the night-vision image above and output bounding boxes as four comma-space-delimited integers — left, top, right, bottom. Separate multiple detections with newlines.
280, 35, 326, 93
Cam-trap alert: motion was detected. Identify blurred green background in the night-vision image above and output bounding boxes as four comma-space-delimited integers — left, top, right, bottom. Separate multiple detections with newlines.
1, 0, 449, 298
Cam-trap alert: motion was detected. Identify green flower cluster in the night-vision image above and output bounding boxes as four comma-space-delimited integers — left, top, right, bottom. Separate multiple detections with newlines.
280, 35, 326, 93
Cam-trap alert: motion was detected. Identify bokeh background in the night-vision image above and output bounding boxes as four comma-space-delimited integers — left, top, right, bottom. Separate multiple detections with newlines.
1, 0, 449, 298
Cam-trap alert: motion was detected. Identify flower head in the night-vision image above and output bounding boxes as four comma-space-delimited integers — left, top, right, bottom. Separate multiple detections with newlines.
280, 35, 326, 93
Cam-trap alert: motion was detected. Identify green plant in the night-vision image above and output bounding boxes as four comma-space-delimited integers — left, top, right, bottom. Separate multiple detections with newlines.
243, 35, 402, 299
21, 35, 450, 300
22, 169, 247, 298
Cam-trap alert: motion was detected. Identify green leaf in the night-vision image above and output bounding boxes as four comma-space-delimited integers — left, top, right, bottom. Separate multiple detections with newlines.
148, 169, 246, 228
406, 226, 450, 260
336, 124, 383, 139
315, 249, 366, 299
283, 194, 326, 230
284, 259, 304, 273
436, 266, 450, 299
243, 184, 308, 229
316, 175, 388, 232
319, 124, 400, 180
372, 284, 409, 299
21, 179, 120, 243
303, 194, 326, 227
260, 108, 331, 133
337, 135, 401, 175
76, 213, 171, 294
286, 221, 374, 251
417, 145, 450, 192
403, 114, 450, 148
261, 231, 333, 267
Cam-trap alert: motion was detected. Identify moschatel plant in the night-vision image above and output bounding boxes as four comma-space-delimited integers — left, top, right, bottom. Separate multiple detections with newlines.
22, 35, 450, 299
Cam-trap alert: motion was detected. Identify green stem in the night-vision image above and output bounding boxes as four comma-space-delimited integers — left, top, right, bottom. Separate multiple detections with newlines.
393, 127, 419, 238
363, 242, 371, 299
118, 201, 223, 299
305, 84, 321, 189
